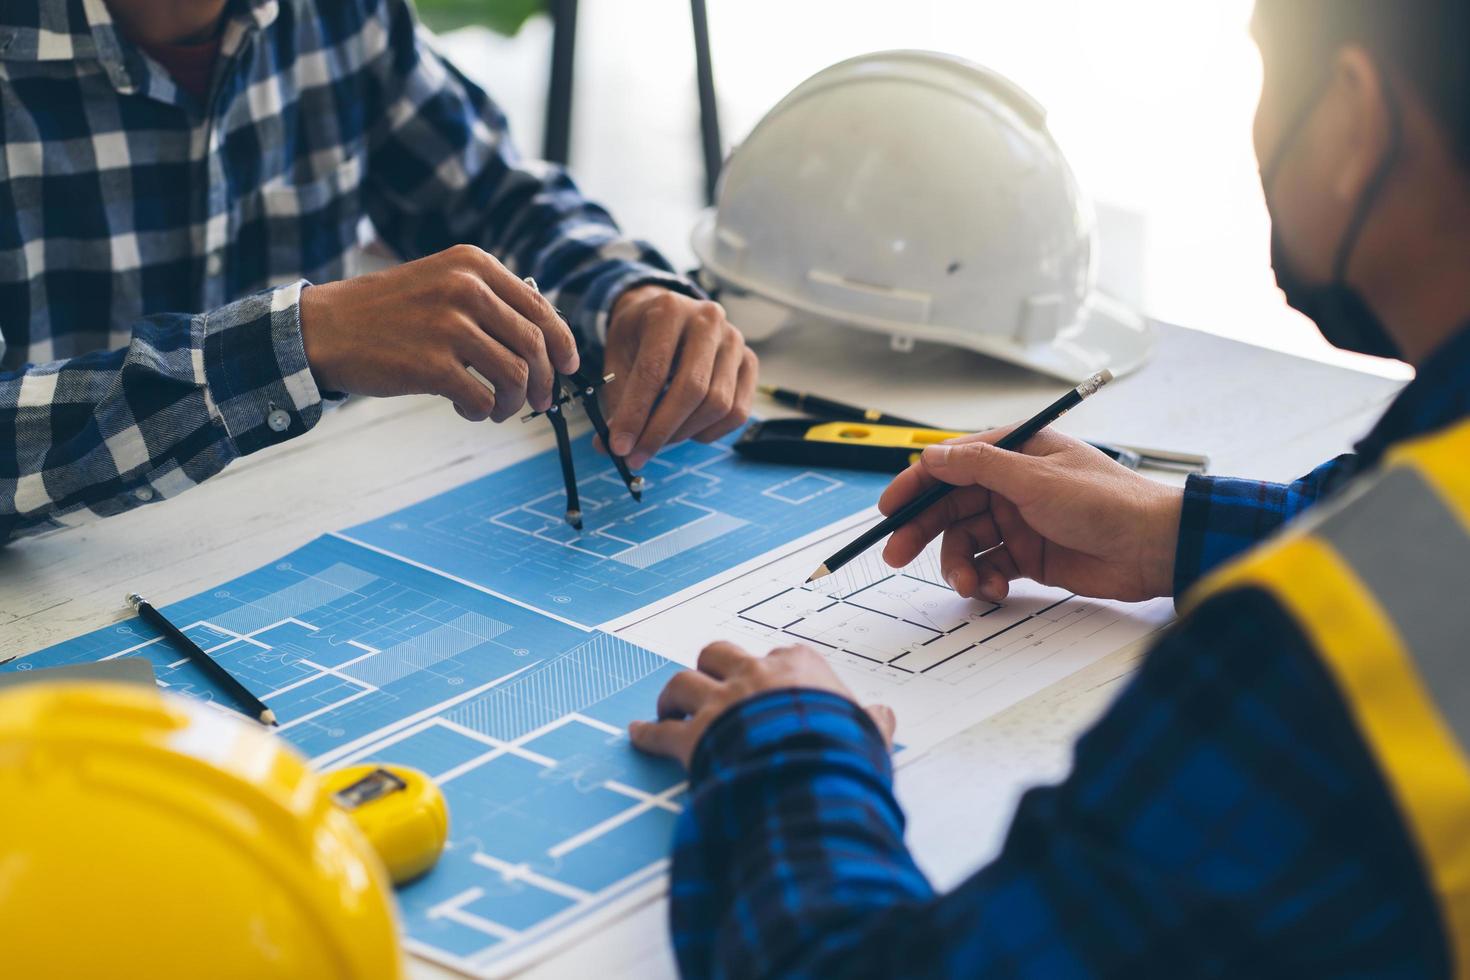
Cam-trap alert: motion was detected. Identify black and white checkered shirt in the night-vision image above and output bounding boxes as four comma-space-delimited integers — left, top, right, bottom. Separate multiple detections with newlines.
0, 0, 695, 543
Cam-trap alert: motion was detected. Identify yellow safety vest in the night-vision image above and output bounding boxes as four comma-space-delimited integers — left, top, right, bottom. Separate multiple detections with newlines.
1184, 418, 1470, 973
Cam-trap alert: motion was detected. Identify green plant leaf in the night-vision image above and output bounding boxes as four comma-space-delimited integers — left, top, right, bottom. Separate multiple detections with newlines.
414, 0, 546, 36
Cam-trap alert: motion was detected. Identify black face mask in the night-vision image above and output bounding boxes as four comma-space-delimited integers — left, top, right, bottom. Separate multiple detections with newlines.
1261, 78, 1405, 360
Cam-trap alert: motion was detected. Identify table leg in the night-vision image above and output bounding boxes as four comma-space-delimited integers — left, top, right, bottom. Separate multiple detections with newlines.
544, 0, 579, 164
690, 0, 723, 205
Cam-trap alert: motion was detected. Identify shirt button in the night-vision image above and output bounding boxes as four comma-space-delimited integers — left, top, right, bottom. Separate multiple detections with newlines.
134, 486, 155, 502
205, 253, 223, 276
267, 407, 291, 433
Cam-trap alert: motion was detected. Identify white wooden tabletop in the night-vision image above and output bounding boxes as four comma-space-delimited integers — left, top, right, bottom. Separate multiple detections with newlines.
0, 321, 1402, 978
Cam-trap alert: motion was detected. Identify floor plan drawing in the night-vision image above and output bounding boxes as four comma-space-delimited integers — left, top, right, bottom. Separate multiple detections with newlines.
342, 430, 891, 627
617, 530, 1175, 753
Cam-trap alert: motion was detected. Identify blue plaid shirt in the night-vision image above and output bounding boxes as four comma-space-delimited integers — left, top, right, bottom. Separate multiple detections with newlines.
0, 0, 694, 543
670, 327, 1470, 978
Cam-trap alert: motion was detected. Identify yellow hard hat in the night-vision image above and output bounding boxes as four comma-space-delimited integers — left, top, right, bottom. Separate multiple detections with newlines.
0, 681, 407, 979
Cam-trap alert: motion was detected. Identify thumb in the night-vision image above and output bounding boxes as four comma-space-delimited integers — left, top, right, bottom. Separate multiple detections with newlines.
864, 704, 897, 747
920, 440, 1044, 501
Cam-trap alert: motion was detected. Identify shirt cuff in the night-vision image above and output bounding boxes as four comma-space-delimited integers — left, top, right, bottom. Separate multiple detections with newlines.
201, 280, 325, 455
571, 261, 706, 349
1173, 473, 1292, 599
690, 688, 894, 789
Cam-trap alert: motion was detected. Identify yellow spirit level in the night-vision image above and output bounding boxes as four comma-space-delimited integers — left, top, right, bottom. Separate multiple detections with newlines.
734, 419, 970, 473
735, 418, 1146, 472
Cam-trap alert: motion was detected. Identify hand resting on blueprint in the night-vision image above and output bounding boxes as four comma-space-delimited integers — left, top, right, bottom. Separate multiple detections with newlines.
629, 642, 895, 768
600, 286, 758, 471
299, 245, 580, 423
881, 428, 1184, 603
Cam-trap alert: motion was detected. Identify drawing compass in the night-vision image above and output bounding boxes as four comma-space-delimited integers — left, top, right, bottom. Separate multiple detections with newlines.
518, 278, 645, 528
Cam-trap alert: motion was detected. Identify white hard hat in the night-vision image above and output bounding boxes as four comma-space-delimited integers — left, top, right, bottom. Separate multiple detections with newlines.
693, 50, 1155, 382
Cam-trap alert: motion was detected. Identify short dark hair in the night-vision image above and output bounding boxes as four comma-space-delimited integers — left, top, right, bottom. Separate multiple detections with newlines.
1255, 0, 1470, 163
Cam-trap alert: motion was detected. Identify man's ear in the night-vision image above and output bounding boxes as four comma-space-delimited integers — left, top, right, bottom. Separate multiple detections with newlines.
1321, 46, 1394, 204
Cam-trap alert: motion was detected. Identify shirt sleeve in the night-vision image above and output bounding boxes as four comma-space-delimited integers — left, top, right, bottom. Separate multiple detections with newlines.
0, 282, 323, 543
669, 588, 1445, 979
359, 0, 700, 355
1171, 454, 1357, 597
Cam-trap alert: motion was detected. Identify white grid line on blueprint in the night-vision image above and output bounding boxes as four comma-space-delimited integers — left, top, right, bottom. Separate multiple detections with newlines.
471, 852, 592, 902
761, 471, 842, 505
445, 634, 667, 742
430, 889, 520, 942
548, 781, 686, 859
311, 663, 540, 769
339, 707, 686, 948
485, 455, 752, 570
603, 780, 683, 813
332, 531, 593, 633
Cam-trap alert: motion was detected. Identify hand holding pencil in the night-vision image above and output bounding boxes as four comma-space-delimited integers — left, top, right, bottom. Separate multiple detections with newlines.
809, 371, 1115, 584
877, 425, 1187, 604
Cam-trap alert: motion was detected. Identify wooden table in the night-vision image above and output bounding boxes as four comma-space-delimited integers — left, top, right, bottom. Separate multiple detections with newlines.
0, 321, 1401, 978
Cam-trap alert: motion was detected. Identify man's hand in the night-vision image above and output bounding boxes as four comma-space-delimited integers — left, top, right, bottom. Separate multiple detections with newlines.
881, 429, 1185, 603
601, 287, 757, 470
629, 642, 896, 769
299, 244, 579, 422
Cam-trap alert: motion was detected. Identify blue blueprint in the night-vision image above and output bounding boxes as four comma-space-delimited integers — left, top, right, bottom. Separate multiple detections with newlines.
5, 535, 685, 974
342, 429, 890, 627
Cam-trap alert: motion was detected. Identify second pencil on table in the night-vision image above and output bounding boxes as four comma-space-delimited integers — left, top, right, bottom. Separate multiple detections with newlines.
126, 593, 278, 726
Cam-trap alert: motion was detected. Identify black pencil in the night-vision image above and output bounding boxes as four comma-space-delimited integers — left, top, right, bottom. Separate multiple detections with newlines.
127, 593, 277, 726
806, 370, 1116, 583
759, 385, 928, 428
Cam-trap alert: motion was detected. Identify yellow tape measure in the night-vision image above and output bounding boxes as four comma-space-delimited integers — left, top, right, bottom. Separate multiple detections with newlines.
323, 764, 449, 886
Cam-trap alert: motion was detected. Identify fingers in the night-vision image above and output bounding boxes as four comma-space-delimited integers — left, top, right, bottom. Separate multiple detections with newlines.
632, 640, 871, 770
878, 462, 943, 518
596, 346, 634, 455
875, 429, 1021, 517
767, 643, 818, 662
656, 669, 721, 720
692, 346, 758, 445
453, 245, 579, 375
936, 425, 1074, 455
876, 424, 1055, 515
603, 292, 755, 464
627, 303, 725, 469
919, 439, 1050, 508
881, 485, 991, 568
970, 545, 1021, 602
864, 704, 897, 746
449, 273, 555, 414
441, 363, 497, 421
938, 514, 1002, 597
668, 324, 744, 446
988, 494, 1044, 583
427, 324, 502, 420
451, 315, 534, 423
507, 276, 580, 375
628, 717, 695, 764
696, 640, 753, 679
894, 423, 1075, 506
607, 309, 682, 458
